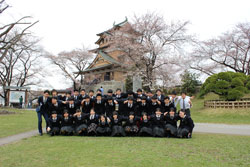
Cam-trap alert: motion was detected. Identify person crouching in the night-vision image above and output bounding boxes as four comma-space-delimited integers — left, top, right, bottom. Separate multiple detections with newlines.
61, 109, 74, 136
47, 111, 61, 136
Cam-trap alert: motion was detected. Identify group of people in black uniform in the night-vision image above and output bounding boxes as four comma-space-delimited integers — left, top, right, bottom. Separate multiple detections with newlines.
36, 88, 194, 138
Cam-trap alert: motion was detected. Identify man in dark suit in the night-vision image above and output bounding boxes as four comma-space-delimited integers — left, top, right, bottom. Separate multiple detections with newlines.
36, 90, 51, 136
79, 89, 86, 101
155, 89, 165, 103
66, 97, 80, 116
135, 96, 149, 117
48, 97, 64, 116
122, 96, 136, 117
94, 93, 106, 115
81, 95, 94, 114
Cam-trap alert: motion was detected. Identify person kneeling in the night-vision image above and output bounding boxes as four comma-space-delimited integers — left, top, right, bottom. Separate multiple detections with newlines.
139, 112, 153, 137
164, 107, 178, 137
124, 112, 140, 136
177, 110, 194, 138
86, 108, 99, 136
110, 111, 126, 137
61, 109, 74, 136
96, 115, 111, 136
73, 109, 87, 136
47, 111, 61, 136
151, 108, 165, 137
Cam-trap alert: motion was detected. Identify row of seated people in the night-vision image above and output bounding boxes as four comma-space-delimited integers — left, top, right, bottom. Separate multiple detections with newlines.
47, 107, 194, 138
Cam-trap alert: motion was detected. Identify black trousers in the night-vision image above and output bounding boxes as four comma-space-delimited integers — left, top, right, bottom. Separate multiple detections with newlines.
165, 124, 177, 136
184, 109, 191, 116
177, 128, 189, 138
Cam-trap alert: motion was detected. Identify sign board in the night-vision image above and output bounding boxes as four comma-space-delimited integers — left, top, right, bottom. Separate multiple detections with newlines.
9, 91, 25, 103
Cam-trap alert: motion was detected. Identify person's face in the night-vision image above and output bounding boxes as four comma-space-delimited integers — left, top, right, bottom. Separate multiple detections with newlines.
181, 93, 186, 99
97, 91, 101, 94
97, 96, 102, 101
142, 99, 146, 104
89, 92, 94, 96
108, 93, 112, 96
172, 94, 176, 98
76, 112, 81, 116
113, 115, 118, 119
137, 91, 142, 95
108, 100, 112, 104
52, 91, 57, 96
44, 93, 49, 98
169, 111, 175, 116
64, 113, 69, 117
179, 111, 185, 118
128, 100, 133, 104
80, 91, 85, 95
147, 92, 153, 97
116, 90, 121, 95
128, 94, 133, 97
156, 111, 161, 115
164, 99, 170, 104
69, 100, 74, 104
143, 115, 147, 120
90, 110, 95, 115
52, 99, 57, 104
74, 91, 79, 96
156, 91, 161, 96
85, 98, 90, 102
52, 114, 57, 118
152, 99, 157, 103
129, 115, 134, 120
101, 116, 105, 122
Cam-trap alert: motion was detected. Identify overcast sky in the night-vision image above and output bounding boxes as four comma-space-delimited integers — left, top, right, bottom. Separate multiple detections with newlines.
2, 0, 250, 89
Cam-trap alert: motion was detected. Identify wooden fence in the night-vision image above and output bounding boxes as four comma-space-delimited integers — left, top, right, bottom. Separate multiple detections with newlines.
204, 100, 250, 109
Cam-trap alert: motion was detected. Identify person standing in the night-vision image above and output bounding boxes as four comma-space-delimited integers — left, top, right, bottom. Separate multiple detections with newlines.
19, 96, 23, 108
178, 92, 192, 116
36, 90, 51, 136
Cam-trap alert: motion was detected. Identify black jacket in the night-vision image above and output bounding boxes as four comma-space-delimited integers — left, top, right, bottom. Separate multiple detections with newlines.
179, 116, 194, 133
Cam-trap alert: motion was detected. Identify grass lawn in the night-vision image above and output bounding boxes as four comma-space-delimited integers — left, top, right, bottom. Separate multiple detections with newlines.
0, 108, 37, 138
0, 133, 249, 167
191, 93, 250, 124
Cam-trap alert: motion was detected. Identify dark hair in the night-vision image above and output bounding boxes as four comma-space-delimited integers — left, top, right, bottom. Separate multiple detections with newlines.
164, 96, 170, 100
127, 90, 133, 95
116, 88, 121, 92
74, 89, 79, 92
63, 109, 69, 114
97, 89, 101, 92
80, 89, 85, 92
147, 90, 152, 93
180, 109, 186, 114
76, 109, 81, 113
156, 89, 162, 93
137, 88, 142, 92
129, 112, 135, 116
89, 90, 94, 93
141, 96, 147, 100
113, 111, 118, 116
128, 96, 134, 101
107, 89, 113, 93
52, 97, 57, 100
52, 111, 57, 114
96, 93, 102, 97
66, 91, 71, 95
106, 96, 113, 101
181, 91, 187, 95
85, 95, 90, 99
44, 90, 50, 94
170, 107, 175, 112
152, 95, 157, 100
68, 97, 74, 101
155, 108, 161, 112
51, 89, 57, 93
